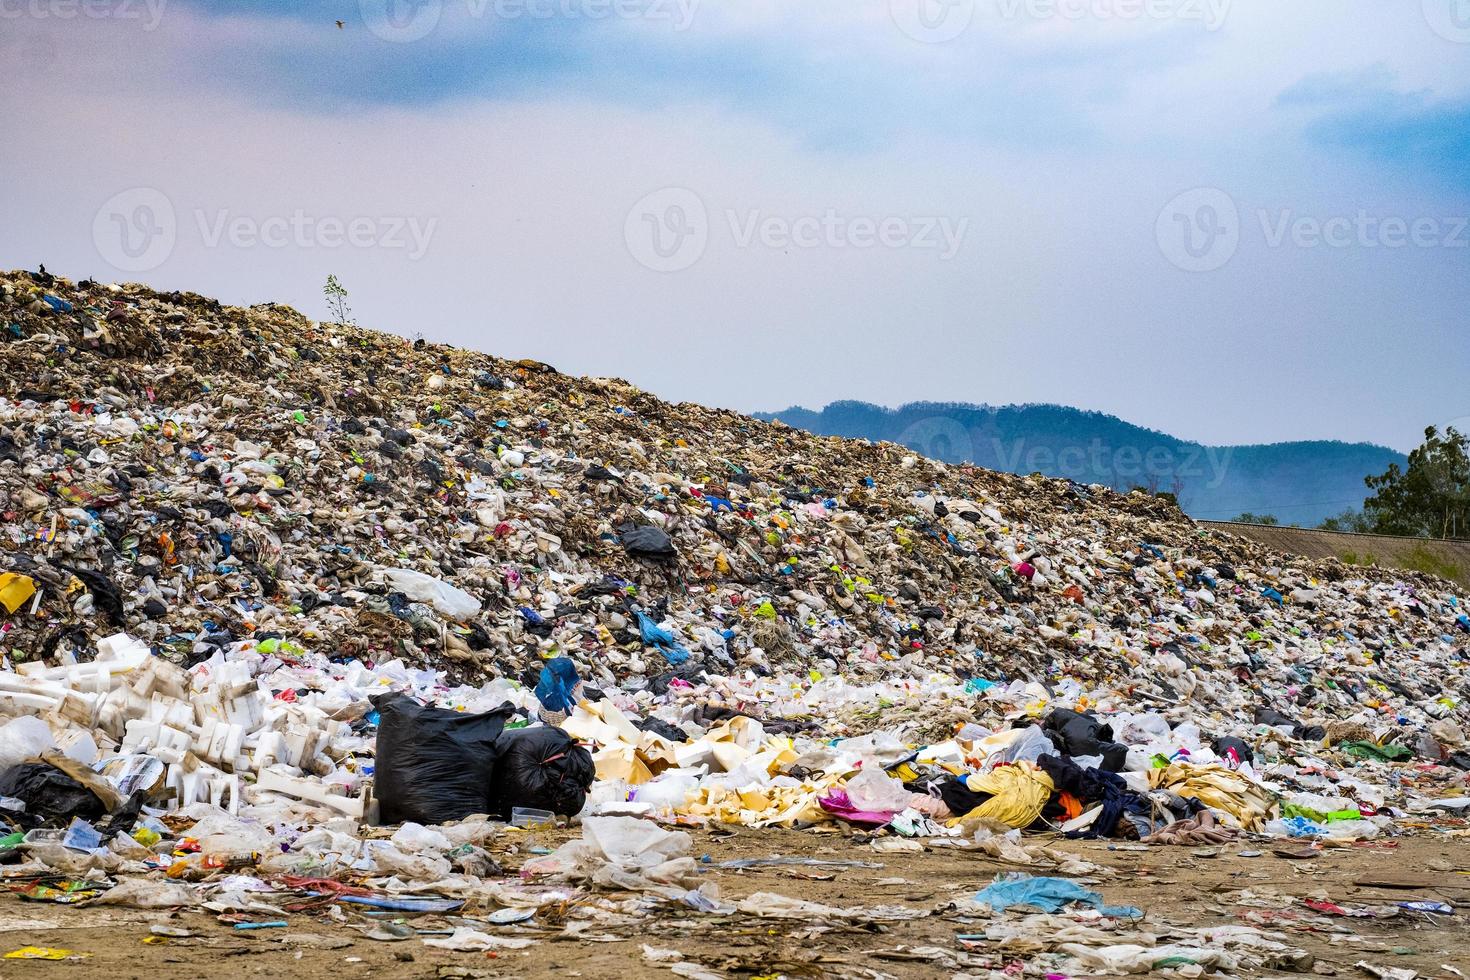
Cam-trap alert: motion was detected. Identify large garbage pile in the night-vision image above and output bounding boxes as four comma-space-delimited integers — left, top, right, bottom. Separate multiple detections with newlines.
2, 269, 1468, 968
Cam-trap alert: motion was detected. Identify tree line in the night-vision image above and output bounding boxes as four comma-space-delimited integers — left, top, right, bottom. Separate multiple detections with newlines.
1233, 425, 1470, 539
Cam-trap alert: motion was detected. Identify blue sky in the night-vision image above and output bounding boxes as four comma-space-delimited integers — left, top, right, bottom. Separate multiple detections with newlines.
1, 0, 1468, 451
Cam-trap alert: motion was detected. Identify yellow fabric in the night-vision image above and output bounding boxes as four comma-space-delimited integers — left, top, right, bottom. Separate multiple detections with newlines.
0, 573, 36, 614
946, 764, 1056, 829
1147, 763, 1274, 830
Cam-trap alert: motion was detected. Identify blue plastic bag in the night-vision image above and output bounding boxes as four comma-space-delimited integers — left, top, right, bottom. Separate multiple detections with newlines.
636, 610, 691, 664
973, 874, 1141, 918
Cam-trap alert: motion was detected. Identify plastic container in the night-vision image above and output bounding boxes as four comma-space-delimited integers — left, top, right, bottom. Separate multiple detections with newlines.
511, 807, 555, 829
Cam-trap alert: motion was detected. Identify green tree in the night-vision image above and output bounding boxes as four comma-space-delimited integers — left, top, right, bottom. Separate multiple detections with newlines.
1362, 426, 1470, 539
1231, 512, 1279, 525
1318, 508, 1372, 533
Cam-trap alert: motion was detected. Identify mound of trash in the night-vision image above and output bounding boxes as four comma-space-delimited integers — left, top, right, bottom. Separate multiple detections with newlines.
1, 269, 1468, 946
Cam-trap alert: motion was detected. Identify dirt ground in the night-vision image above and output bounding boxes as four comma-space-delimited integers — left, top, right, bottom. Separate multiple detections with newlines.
2, 826, 1468, 980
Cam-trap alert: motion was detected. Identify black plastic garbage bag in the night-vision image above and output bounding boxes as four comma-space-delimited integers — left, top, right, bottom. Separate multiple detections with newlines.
64, 567, 126, 626
372, 693, 516, 825
618, 524, 677, 561
634, 716, 688, 743
1041, 709, 1128, 772
0, 762, 108, 830
487, 726, 595, 819
1211, 735, 1255, 765
1253, 705, 1297, 727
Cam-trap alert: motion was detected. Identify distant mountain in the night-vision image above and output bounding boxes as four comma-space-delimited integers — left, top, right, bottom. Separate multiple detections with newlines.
753, 401, 1405, 525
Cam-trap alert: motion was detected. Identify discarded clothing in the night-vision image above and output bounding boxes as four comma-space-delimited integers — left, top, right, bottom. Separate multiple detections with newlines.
1041, 708, 1128, 771
943, 764, 1054, 829
1036, 753, 1150, 839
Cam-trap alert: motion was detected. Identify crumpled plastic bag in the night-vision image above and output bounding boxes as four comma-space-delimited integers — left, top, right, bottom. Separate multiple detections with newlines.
977, 725, 1055, 766
364, 842, 452, 880
186, 808, 278, 855
521, 816, 700, 894
0, 716, 56, 773
734, 890, 929, 921
971, 873, 1140, 918
1059, 942, 1237, 974
93, 877, 199, 908
845, 767, 917, 813
390, 822, 452, 853
381, 568, 481, 621
830, 730, 911, 768
421, 928, 536, 951
372, 693, 515, 825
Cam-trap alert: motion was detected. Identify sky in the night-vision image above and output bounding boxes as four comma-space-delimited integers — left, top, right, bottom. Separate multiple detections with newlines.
1, 0, 1467, 452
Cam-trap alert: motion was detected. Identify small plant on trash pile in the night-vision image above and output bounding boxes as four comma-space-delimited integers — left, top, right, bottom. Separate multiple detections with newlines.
322, 274, 356, 328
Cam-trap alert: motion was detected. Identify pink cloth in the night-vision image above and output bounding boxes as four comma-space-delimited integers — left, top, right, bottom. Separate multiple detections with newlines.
817, 788, 895, 827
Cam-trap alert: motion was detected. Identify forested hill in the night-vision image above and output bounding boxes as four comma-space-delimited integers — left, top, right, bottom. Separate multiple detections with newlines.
755, 402, 1404, 526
